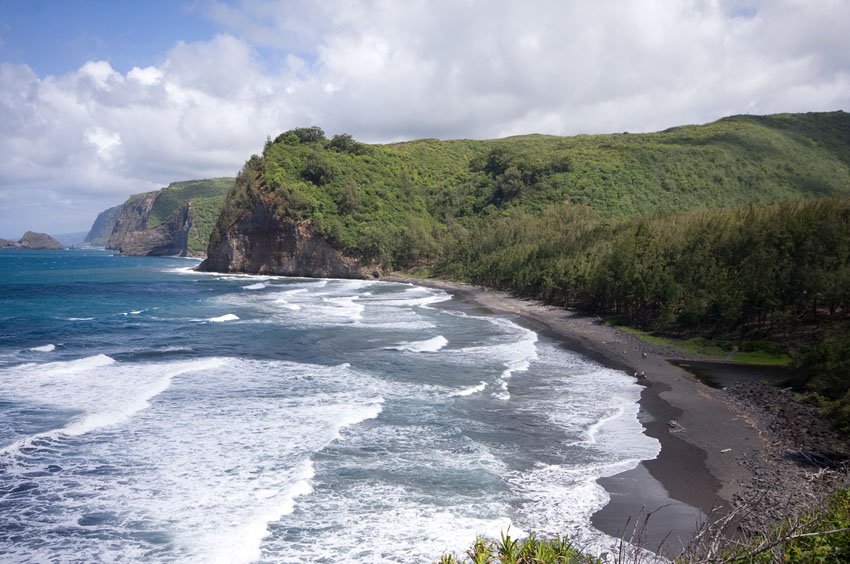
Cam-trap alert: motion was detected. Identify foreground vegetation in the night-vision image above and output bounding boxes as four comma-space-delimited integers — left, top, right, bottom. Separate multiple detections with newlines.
439, 488, 850, 562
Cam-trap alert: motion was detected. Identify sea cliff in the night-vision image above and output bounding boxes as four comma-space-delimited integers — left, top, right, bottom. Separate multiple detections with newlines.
88, 178, 234, 257
83, 205, 122, 246
199, 180, 378, 278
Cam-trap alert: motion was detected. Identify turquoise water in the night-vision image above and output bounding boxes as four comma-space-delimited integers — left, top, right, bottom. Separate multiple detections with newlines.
0, 249, 658, 562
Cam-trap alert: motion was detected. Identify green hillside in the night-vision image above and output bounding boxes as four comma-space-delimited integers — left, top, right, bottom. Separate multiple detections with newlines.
187, 195, 227, 255
146, 177, 234, 255
236, 112, 850, 269
147, 177, 235, 229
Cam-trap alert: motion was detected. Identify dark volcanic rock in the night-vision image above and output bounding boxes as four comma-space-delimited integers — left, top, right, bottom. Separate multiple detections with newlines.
8, 231, 65, 249
106, 192, 158, 251
725, 382, 850, 531
199, 192, 377, 278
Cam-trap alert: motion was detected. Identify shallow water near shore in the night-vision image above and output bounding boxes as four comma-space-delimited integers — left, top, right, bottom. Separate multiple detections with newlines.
0, 249, 660, 561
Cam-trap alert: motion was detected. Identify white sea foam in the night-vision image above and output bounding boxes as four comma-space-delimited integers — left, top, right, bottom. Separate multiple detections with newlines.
206, 460, 316, 564
66, 317, 94, 321
212, 280, 445, 330
583, 405, 626, 445
164, 266, 203, 275
208, 313, 239, 322
158, 346, 193, 353
450, 381, 487, 397
0, 356, 389, 562
378, 285, 452, 308
29, 344, 55, 352
464, 318, 538, 400
389, 335, 449, 353
242, 282, 267, 290
0, 356, 226, 457
322, 296, 364, 321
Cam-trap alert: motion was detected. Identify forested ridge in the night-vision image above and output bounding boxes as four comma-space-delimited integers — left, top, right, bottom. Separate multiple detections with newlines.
224, 111, 850, 268
147, 178, 234, 255
215, 111, 850, 428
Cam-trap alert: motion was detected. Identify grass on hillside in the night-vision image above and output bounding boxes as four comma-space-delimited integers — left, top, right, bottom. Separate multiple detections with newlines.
147, 178, 234, 229
237, 112, 850, 271
613, 324, 793, 366
187, 195, 227, 255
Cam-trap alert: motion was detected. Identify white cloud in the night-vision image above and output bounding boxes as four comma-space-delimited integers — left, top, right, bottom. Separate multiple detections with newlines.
85, 127, 122, 161
127, 66, 163, 86
0, 0, 849, 236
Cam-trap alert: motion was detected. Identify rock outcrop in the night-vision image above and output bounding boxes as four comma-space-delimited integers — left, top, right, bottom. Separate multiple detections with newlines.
106, 192, 158, 251
111, 202, 192, 256
84, 205, 122, 246
0, 231, 64, 249
94, 178, 233, 257
199, 192, 379, 278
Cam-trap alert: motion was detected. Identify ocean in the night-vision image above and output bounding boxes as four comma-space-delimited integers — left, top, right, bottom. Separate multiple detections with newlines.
0, 249, 659, 562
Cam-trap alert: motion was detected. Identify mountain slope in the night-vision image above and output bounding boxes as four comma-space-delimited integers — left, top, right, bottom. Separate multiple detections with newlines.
200, 112, 850, 277
84, 205, 123, 246
98, 178, 234, 256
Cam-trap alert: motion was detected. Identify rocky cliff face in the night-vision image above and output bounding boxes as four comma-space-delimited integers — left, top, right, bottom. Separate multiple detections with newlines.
106, 192, 158, 251
93, 178, 232, 257
103, 190, 192, 256
84, 205, 122, 246
112, 202, 192, 256
199, 192, 379, 278
0, 231, 64, 249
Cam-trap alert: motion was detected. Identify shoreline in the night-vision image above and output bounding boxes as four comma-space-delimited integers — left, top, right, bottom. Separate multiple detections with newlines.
384, 276, 770, 551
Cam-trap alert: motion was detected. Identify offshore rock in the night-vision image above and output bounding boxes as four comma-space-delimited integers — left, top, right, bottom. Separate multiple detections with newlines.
199, 193, 378, 279
0, 231, 64, 249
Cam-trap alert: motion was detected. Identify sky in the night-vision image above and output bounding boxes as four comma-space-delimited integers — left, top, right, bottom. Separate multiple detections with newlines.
0, 0, 849, 238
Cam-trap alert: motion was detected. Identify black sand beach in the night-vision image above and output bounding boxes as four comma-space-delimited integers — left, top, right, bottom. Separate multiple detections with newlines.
387, 276, 849, 554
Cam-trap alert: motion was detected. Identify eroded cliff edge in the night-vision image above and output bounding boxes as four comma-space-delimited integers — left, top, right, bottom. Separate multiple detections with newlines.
198, 186, 379, 278
83, 205, 122, 247
107, 198, 191, 256
93, 178, 233, 257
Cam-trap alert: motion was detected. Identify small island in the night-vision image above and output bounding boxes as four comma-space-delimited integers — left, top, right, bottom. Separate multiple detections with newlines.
0, 231, 64, 250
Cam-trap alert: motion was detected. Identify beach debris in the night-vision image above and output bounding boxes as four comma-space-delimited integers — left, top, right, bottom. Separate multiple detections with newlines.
668, 419, 686, 433
721, 448, 732, 453
642, 352, 647, 359
786, 448, 848, 469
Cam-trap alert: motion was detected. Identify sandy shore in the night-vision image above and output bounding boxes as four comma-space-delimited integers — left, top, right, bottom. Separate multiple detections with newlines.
386, 276, 849, 554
